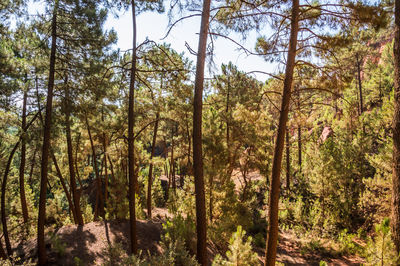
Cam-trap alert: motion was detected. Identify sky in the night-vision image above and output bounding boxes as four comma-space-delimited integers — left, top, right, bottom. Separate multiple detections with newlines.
25, 1, 279, 82
103, 6, 278, 81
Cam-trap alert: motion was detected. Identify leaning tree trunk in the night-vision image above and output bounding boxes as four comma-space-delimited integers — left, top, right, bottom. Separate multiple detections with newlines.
2, 142, 21, 256
128, 0, 138, 255
392, 0, 400, 254
38, 2, 58, 263
264, 0, 299, 265
20, 88, 29, 223
51, 152, 76, 223
193, 0, 211, 264
86, 116, 103, 220
65, 85, 84, 225
1, 111, 40, 259
147, 113, 159, 219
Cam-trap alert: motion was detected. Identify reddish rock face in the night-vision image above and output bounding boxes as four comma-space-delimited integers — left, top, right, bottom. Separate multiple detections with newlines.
320, 126, 333, 142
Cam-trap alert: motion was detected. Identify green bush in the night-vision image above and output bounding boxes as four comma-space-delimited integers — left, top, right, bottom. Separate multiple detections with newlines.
337, 229, 361, 255
212, 226, 259, 266
364, 218, 400, 265
162, 213, 196, 254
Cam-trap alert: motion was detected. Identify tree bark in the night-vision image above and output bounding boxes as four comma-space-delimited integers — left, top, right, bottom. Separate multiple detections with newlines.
38, 2, 58, 263
147, 113, 159, 219
356, 54, 364, 114
264, 0, 299, 264
20, 88, 29, 223
128, 0, 138, 255
86, 116, 103, 220
193, 0, 211, 264
286, 128, 290, 190
65, 85, 84, 225
2, 142, 20, 256
171, 134, 176, 192
392, 0, 400, 254
51, 152, 77, 223
28, 145, 38, 188
298, 125, 302, 174
108, 155, 115, 183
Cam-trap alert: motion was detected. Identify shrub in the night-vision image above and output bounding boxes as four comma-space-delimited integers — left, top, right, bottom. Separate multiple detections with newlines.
364, 218, 400, 265
162, 213, 196, 253
212, 226, 259, 266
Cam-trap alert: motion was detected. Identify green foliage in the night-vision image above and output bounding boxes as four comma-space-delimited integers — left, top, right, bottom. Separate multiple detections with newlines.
337, 229, 361, 255
162, 213, 196, 254
212, 226, 259, 266
106, 171, 129, 220
81, 195, 94, 223
49, 231, 67, 256
364, 218, 400, 265
102, 239, 198, 266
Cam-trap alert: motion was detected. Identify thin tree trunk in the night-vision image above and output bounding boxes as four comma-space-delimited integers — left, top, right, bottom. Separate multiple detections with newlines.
286, 128, 290, 190
86, 116, 103, 220
51, 152, 76, 223
392, 0, 400, 254
28, 145, 38, 187
75, 133, 83, 187
108, 155, 115, 183
171, 134, 176, 192
20, 88, 29, 223
298, 125, 302, 174
38, 2, 58, 263
2, 142, 21, 256
103, 134, 109, 205
356, 54, 364, 114
2, 111, 43, 256
147, 113, 159, 219
193, 0, 211, 264
65, 85, 84, 225
128, 0, 138, 255
265, 0, 299, 264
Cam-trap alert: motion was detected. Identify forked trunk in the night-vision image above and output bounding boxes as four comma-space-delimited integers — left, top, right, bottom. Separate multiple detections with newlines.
65, 85, 84, 225
38, 2, 58, 263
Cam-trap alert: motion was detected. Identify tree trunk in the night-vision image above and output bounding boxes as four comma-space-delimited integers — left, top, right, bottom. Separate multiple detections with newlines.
86, 116, 103, 220
264, 0, 299, 264
171, 134, 176, 192
2, 142, 21, 256
286, 128, 290, 190
28, 145, 38, 188
392, 0, 400, 254
75, 133, 83, 188
193, 0, 211, 264
147, 113, 159, 219
128, 0, 138, 255
65, 86, 84, 225
51, 152, 77, 223
356, 54, 363, 114
20, 88, 29, 223
38, 2, 58, 263
108, 155, 115, 183
298, 125, 302, 174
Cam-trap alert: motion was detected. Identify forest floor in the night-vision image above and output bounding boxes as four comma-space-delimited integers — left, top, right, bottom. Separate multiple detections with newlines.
14, 208, 365, 265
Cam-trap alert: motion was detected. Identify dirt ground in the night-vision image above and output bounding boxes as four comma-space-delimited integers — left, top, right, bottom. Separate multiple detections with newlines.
15, 216, 365, 265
